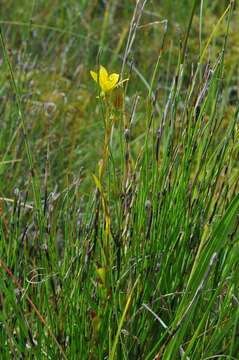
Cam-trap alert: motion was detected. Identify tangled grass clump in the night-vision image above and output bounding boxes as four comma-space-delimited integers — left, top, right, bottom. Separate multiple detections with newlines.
0, 1, 238, 359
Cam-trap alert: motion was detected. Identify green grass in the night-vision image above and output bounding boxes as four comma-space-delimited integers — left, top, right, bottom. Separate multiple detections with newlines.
0, 1, 239, 359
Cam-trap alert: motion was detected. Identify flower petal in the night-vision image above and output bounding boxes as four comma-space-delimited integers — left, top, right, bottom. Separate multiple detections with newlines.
108, 73, 119, 86
99, 66, 111, 92
101, 73, 119, 92
91, 66, 121, 93
99, 65, 108, 81
90, 70, 98, 83
98, 65, 107, 83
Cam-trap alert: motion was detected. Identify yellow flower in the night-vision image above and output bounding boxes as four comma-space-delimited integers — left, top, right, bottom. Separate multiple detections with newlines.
90, 65, 126, 95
